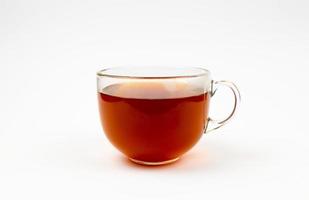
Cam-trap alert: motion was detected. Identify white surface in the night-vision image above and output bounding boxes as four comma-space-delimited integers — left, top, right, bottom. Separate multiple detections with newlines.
0, 0, 308, 199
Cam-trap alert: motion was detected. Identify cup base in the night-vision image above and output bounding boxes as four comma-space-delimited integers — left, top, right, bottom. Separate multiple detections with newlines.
129, 157, 180, 166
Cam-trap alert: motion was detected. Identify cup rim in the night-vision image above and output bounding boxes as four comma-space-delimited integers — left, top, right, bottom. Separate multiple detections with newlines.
96, 67, 210, 79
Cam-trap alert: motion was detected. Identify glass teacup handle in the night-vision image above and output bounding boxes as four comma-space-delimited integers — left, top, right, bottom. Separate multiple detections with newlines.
204, 80, 241, 133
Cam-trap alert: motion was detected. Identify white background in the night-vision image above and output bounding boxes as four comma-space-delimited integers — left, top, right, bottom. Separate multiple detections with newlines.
0, 0, 308, 199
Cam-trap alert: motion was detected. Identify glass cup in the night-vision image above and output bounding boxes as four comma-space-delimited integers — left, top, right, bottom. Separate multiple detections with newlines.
97, 67, 240, 165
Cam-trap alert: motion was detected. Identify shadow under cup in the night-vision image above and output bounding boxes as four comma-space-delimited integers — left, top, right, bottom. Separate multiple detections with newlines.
97, 67, 212, 165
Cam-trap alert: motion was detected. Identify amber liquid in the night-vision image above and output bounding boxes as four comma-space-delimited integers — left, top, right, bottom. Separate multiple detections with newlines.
98, 82, 210, 162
